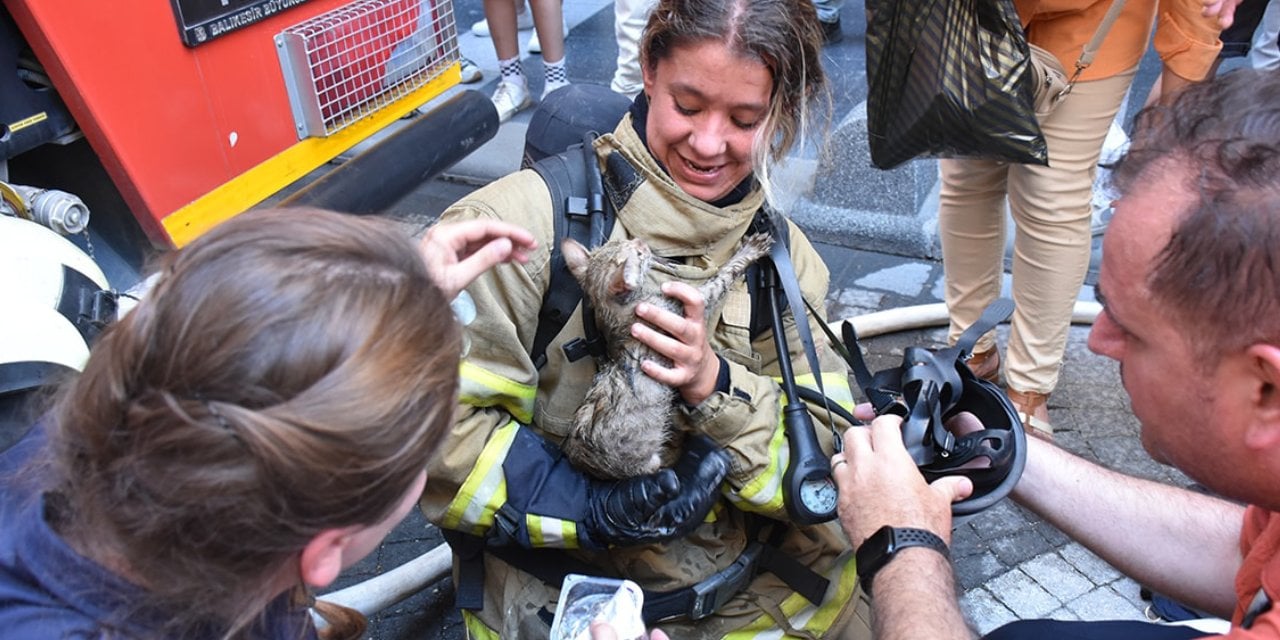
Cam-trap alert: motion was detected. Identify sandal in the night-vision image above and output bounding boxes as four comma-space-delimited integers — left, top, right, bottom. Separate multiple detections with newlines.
965, 347, 1001, 384
1006, 388, 1053, 440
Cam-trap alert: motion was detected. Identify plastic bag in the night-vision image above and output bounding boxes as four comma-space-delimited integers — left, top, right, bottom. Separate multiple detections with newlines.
865, 0, 1048, 169
549, 575, 646, 640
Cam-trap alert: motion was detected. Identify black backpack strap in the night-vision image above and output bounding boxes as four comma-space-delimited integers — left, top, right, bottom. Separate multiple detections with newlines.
529, 144, 593, 370
528, 139, 624, 369
443, 525, 828, 623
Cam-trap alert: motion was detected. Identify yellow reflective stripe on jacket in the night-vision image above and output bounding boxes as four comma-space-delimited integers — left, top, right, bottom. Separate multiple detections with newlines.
458, 360, 536, 424
528, 515, 578, 548
725, 550, 859, 639
728, 370, 852, 514
794, 371, 856, 413
728, 419, 787, 512
462, 610, 500, 640
441, 421, 518, 533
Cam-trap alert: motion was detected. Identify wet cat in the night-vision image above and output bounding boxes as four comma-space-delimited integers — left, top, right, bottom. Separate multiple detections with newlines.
560, 233, 773, 479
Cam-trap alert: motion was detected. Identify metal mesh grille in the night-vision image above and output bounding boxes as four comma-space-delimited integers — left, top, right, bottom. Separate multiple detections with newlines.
276, 0, 459, 138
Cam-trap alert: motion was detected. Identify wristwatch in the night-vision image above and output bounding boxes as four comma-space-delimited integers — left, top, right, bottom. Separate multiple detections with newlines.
855, 525, 950, 594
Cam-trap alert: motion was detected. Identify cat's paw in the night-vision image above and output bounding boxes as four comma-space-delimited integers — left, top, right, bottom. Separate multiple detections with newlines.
739, 232, 774, 262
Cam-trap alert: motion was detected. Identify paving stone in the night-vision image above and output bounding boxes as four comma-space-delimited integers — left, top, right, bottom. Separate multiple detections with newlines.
1110, 576, 1152, 612
854, 263, 934, 296
1090, 435, 1179, 483
987, 569, 1062, 619
1047, 606, 1082, 621
1021, 553, 1094, 601
960, 588, 1019, 635
966, 500, 1036, 540
951, 526, 991, 559
1064, 584, 1148, 621
1058, 542, 1123, 585
1033, 520, 1072, 548
955, 551, 1007, 591
988, 528, 1055, 567
826, 287, 886, 319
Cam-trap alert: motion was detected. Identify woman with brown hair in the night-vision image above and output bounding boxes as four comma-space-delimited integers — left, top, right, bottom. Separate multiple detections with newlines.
0, 208, 534, 639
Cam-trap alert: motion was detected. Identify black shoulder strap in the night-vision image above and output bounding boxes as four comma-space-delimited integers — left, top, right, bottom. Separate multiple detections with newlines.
747, 208, 787, 339
528, 138, 617, 369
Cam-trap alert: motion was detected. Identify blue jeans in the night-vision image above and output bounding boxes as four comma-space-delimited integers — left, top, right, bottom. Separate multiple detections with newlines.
812, 0, 843, 24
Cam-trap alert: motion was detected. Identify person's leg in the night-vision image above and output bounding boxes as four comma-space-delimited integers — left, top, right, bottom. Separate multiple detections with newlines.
528, 0, 567, 98
472, 0, 532, 36
939, 157, 1011, 360
983, 619, 1205, 640
486, 0, 532, 121
1251, 0, 1280, 70
610, 0, 657, 97
484, 0, 522, 60
811, 0, 844, 43
1002, 68, 1136, 409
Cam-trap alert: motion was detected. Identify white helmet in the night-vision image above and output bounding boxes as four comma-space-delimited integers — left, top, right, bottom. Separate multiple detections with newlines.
1, 216, 114, 446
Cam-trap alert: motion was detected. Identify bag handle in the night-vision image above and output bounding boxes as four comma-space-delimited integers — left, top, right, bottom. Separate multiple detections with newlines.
1070, 0, 1127, 81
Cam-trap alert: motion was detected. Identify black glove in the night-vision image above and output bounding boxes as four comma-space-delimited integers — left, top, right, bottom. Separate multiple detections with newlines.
586, 434, 730, 547
494, 427, 730, 550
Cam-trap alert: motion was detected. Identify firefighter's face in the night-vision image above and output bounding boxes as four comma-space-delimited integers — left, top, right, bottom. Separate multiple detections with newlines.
642, 40, 772, 203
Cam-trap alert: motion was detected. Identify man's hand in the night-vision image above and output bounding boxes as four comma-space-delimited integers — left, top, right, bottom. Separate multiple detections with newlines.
632, 282, 720, 407
418, 219, 536, 299
833, 413, 972, 547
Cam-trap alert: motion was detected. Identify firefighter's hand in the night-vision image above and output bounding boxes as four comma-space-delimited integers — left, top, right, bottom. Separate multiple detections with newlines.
419, 220, 536, 299
633, 281, 720, 406
587, 435, 729, 547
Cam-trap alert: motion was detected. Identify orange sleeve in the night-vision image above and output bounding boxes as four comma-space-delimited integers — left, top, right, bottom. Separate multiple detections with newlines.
1153, 0, 1224, 80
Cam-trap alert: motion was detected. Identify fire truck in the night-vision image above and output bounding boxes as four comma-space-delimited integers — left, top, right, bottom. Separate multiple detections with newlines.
1, 0, 496, 444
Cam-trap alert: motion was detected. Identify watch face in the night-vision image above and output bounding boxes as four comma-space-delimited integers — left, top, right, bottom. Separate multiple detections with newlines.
799, 476, 838, 514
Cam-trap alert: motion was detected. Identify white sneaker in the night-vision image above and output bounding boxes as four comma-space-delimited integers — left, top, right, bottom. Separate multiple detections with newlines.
491, 80, 532, 123
458, 57, 483, 84
471, 3, 535, 37
527, 16, 568, 53
542, 80, 570, 100
1098, 120, 1129, 167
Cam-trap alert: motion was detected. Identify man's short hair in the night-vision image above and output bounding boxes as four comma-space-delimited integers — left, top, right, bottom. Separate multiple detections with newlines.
1112, 68, 1280, 365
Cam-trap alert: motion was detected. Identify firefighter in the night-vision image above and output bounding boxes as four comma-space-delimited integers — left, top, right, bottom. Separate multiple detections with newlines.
419, 0, 870, 636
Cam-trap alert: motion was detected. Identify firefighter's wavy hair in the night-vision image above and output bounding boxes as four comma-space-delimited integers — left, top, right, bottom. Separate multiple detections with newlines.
47, 207, 460, 640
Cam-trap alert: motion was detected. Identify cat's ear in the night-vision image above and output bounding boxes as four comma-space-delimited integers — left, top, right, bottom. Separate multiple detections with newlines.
608, 266, 633, 297
562, 238, 590, 281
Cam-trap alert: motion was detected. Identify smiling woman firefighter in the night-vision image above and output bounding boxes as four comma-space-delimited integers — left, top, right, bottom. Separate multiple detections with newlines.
418, 0, 873, 637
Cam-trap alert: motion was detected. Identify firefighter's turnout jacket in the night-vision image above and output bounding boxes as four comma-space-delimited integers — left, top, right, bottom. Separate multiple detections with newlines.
421, 114, 872, 639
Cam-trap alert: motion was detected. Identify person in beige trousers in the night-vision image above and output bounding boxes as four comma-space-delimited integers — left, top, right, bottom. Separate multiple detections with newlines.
940, 0, 1224, 437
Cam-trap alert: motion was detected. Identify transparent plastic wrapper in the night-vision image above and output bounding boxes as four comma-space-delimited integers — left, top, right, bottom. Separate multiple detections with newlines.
864, 0, 1048, 169
550, 575, 646, 640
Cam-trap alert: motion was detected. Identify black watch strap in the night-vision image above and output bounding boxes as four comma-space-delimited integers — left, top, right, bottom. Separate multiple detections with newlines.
855, 526, 950, 594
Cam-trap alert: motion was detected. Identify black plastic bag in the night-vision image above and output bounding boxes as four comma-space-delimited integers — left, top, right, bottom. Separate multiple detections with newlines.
865, 0, 1048, 170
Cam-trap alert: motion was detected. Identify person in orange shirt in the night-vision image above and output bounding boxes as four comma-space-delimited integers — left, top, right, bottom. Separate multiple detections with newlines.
835, 68, 1280, 640
940, 0, 1223, 438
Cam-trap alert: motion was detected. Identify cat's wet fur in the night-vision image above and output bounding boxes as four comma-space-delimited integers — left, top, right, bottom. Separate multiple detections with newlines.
561, 233, 773, 479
